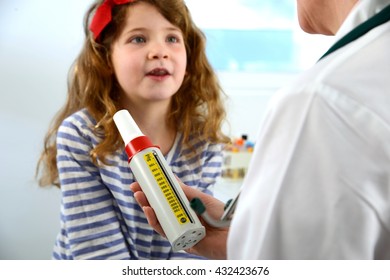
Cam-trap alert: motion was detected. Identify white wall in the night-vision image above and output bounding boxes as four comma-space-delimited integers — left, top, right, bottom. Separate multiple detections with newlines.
0, 0, 331, 259
219, 72, 298, 141
0, 0, 93, 259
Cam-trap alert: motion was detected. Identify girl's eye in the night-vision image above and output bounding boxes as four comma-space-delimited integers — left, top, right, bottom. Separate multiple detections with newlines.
167, 36, 179, 43
130, 36, 146, 44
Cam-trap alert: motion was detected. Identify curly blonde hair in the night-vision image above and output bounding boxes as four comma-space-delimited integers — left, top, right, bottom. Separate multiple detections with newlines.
37, 0, 229, 187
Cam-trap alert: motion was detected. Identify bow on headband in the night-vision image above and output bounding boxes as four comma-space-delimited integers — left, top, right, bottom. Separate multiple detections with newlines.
89, 0, 136, 41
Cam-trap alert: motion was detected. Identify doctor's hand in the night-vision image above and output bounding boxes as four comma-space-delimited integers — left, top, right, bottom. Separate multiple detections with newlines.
130, 181, 229, 260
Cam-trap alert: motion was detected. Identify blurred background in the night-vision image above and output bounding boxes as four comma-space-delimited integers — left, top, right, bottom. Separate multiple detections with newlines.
0, 0, 332, 259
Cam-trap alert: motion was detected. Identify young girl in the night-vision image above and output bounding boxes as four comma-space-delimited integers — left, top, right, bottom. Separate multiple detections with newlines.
37, 0, 229, 259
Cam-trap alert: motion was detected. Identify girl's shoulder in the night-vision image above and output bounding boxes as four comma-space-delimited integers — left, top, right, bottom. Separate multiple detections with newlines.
173, 133, 223, 161
186, 133, 224, 152
58, 108, 99, 143
61, 108, 96, 129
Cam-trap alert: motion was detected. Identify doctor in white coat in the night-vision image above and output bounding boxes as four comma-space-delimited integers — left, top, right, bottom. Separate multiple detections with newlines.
131, 0, 390, 259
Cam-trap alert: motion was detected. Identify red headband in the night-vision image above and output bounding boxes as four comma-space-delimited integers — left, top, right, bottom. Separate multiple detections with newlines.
89, 0, 136, 41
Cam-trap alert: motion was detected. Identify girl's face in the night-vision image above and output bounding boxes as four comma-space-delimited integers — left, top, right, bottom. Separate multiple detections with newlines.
111, 2, 187, 108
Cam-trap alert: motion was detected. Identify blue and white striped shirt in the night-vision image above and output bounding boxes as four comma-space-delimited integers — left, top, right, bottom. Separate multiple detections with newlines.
53, 109, 223, 259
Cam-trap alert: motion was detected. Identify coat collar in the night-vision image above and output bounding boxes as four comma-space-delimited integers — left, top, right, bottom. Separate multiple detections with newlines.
335, 0, 390, 40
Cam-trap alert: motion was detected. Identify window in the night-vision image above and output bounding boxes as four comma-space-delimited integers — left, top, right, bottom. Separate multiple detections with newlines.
186, 0, 333, 74
204, 29, 296, 72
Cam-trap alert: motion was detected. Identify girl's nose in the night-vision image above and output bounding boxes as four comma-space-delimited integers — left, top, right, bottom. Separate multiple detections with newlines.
147, 42, 169, 60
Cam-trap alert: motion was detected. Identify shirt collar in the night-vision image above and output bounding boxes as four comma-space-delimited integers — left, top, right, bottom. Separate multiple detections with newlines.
335, 0, 390, 40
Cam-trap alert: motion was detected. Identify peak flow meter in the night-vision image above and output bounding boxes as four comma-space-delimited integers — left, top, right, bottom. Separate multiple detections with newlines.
113, 110, 205, 251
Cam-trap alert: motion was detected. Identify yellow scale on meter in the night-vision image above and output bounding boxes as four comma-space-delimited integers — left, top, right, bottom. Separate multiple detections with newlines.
143, 152, 190, 225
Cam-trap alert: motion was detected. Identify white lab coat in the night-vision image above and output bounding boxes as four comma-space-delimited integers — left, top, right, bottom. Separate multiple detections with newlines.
228, 0, 390, 259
